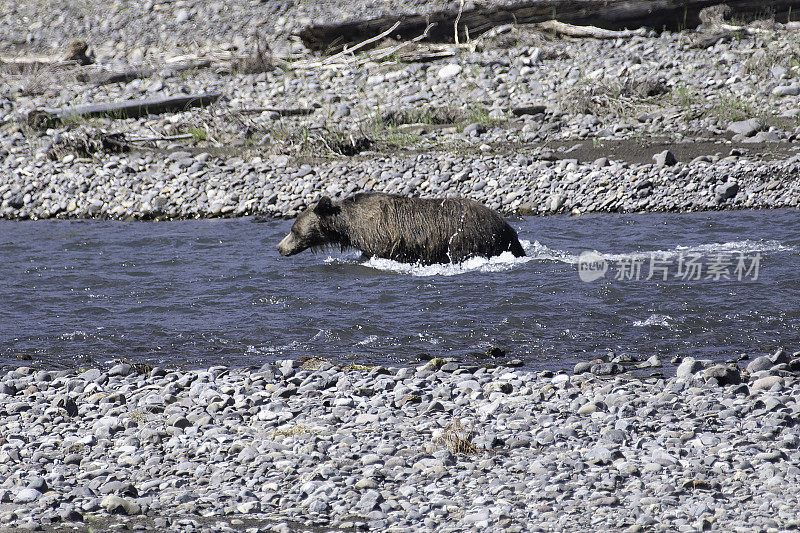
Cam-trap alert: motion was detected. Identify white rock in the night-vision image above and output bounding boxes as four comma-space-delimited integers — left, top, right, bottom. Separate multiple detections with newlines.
437, 64, 462, 80
14, 488, 41, 503
771, 85, 800, 97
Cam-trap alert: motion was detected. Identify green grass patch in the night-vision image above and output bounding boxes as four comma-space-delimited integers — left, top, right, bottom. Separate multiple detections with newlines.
710, 94, 756, 122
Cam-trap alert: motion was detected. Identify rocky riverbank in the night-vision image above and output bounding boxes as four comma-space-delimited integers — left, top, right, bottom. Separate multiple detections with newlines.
2, 353, 800, 532
2, 1, 800, 220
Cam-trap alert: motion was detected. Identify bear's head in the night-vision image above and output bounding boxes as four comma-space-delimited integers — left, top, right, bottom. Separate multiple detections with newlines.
277, 196, 340, 256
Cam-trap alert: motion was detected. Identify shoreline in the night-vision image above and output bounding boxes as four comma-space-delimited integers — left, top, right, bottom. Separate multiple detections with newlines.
1, 148, 799, 221
2, 355, 799, 531
3, 9, 800, 221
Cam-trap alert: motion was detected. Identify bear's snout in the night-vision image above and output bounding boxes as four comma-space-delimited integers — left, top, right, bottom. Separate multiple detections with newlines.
276, 234, 297, 256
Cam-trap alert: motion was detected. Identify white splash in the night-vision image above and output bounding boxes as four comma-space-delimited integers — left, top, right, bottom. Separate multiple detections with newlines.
632, 314, 672, 327
59, 330, 88, 340
323, 238, 793, 277
539, 239, 795, 266
363, 249, 533, 277
357, 335, 379, 346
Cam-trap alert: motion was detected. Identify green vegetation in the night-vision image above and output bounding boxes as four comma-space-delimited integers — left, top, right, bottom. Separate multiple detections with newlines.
671, 84, 694, 110
710, 93, 756, 122
345, 352, 375, 371
187, 126, 208, 143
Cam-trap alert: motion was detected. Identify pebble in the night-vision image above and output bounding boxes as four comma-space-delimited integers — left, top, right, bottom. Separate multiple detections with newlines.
0, 22, 798, 221
771, 85, 800, 96
727, 118, 764, 137
0, 356, 796, 531
653, 149, 677, 166
2, 4, 800, 530
437, 64, 462, 80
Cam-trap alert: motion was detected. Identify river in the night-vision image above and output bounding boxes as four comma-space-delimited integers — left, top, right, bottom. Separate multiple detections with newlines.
1, 209, 798, 371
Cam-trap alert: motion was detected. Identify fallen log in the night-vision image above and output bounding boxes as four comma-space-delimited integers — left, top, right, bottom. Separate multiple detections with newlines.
77, 60, 214, 87
0, 39, 93, 70
126, 133, 195, 143
535, 20, 649, 38
296, 0, 800, 52
76, 68, 149, 86
511, 104, 547, 116
27, 92, 222, 129
237, 107, 315, 116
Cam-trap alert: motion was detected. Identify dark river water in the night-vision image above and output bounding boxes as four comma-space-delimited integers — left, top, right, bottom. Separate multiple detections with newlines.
1, 209, 799, 372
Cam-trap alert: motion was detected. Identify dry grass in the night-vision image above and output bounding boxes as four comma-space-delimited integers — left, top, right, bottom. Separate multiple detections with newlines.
272, 424, 311, 438
381, 105, 466, 127
435, 419, 477, 455
299, 356, 328, 370
1, 61, 57, 96
563, 77, 667, 118
127, 408, 149, 426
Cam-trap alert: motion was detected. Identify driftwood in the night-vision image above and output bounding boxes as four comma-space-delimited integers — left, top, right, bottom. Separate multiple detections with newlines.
0, 39, 93, 71
46, 128, 129, 159
0, 57, 80, 73
690, 3, 785, 47
237, 107, 315, 116
535, 20, 649, 38
290, 23, 438, 70
27, 93, 222, 129
76, 68, 150, 86
297, 0, 800, 52
126, 133, 195, 143
75, 39, 276, 87
77, 60, 214, 87
512, 105, 547, 116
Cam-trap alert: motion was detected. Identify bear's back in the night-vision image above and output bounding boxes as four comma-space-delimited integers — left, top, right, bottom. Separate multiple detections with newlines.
339, 193, 522, 264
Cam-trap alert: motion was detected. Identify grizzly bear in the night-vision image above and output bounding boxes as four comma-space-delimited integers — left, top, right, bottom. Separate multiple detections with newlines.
276, 193, 525, 265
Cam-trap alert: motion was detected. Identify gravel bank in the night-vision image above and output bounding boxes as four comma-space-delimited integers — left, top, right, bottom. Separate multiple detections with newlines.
3, 353, 800, 532
2, 4, 800, 220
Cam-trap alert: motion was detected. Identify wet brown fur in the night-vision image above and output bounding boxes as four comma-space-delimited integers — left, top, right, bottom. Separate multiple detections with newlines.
277, 193, 525, 265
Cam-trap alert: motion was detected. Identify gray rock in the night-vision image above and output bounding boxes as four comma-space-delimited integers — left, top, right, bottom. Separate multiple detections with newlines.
650, 448, 677, 466
727, 118, 763, 137
79, 368, 102, 382
747, 355, 774, 374
653, 150, 677, 166
772, 85, 800, 97
108, 363, 132, 376
586, 446, 621, 465
356, 489, 384, 511
14, 488, 41, 503
308, 498, 329, 513
770, 348, 789, 365
601, 429, 627, 444
743, 131, 781, 143
101, 495, 141, 515
702, 364, 741, 386
437, 64, 462, 80
676, 357, 711, 378
463, 123, 487, 136
591, 363, 621, 376
752, 375, 784, 391
167, 414, 192, 429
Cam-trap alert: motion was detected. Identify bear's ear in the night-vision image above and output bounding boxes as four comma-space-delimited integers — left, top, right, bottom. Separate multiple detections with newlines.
313, 196, 337, 216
